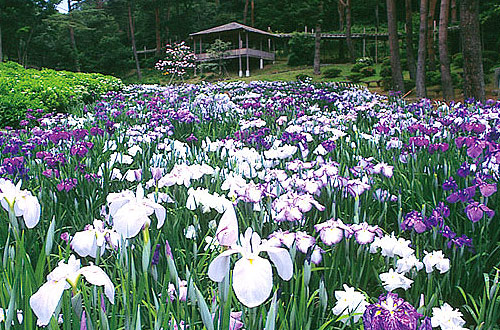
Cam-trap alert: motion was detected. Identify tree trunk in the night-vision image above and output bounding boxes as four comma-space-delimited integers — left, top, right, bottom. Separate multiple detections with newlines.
128, 3, 142, 80
314, 25, 321, 75
450, 0, 457, 24
345, 0, 355, 63
416, 0, 428, 98
21, 28, 34, 68
375, 0, 380, 29
426, 0, 437, 71
68, 0, 81, 72
460, 0, 485, 102
155, 6, 161, 56
405, 0, 416, 80
386, 0, 405, 92
338, 1, 344, 32
243, 0, 249, 25
439, 0, 454, 100
251, 0, 254, 27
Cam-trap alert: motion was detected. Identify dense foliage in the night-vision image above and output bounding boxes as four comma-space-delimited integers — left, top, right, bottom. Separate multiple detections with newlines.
1, 0, 499, 77
0, 62, 123, 127
0, 81, 499, 329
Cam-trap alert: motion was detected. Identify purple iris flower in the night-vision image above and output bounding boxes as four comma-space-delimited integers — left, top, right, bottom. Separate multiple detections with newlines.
152, 244, 161, 265
434, 202, 450, 218
363, 292, 421, 330
186, 134, 198, 143
447, 234, 474, 250
467, 141, 485, 158
402, 211, 427, 233
465, 202, 494, 223
439, 225, 457, 240
57, 178, 78, 192
457, 162, 470, 178
425, 210, 444, 228
446, 186, 475, 203
474, 177, 497, 197
442, 177, 458, 191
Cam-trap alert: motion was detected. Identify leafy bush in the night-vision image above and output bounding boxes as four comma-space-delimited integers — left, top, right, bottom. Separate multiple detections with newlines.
482, 50, 499, 63
452, 53, 463, 68
351, 62, 369, 73
426, 70, 461, 86
347, 72, 364, 83
452, 52, 498, 73
404, 79, 416, 90
426, 71, 441, 86
360, 66, 376, 77
288, 33, 314, 66
323, 67, 342, 78
380, 65, 391, 78
483, 58, 495, 73
0, 62, 123, 127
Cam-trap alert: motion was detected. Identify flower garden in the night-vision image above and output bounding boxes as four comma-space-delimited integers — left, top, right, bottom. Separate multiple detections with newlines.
0, 80, 499, 329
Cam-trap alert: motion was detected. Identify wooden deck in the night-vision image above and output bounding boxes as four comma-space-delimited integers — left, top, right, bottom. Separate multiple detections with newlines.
195, 48, 275, 62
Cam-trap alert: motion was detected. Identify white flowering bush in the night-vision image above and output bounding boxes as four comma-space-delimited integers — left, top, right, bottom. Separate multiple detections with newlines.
155, 41, 196, 81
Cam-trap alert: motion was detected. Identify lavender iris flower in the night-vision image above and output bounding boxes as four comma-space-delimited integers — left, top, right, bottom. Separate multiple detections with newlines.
465, 202, 494, 223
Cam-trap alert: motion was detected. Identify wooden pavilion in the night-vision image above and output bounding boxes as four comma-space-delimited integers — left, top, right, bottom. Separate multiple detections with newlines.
189, 22, 276, 77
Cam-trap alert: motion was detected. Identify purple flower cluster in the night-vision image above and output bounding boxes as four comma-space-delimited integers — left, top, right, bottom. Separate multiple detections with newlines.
57, 178, 78, 192
363, 293, 422, 330
233, 127, 272, 150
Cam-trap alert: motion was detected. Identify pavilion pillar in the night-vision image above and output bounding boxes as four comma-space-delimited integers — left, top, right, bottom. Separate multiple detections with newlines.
238, 32, 243, 77
260, 39, 263, 69
246, 32, 250, 77
193, 38, 197, 76
199, 38, 203, 75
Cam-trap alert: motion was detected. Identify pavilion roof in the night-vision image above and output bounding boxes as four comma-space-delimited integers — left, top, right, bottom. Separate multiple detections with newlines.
189, 22, 275, 38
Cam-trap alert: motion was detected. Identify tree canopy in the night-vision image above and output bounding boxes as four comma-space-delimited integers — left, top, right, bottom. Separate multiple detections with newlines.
0, 0, 499, 79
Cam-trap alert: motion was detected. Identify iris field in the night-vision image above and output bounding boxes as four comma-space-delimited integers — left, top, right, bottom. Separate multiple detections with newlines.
0, 81, 499, 329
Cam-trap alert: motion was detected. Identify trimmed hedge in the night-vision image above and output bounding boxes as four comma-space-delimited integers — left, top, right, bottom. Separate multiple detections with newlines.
0, 62, 123, 127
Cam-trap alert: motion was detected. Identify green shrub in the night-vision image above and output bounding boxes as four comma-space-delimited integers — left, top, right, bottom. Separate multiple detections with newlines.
347, 72, 363, 83
287, 33, 314, 66
351, 62, 369, 73
424, 71, 461, 87
483, 58, 495, 73
360, 66, 376, 77
426, 71, 441, 86
381, 77, 393, 91
380, 66, 391, 78
483, 50, 499, 63
404, 79, 416, 90
323, 67, 342, 78
452, 53, 463, 68
0, 61, 123, 127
